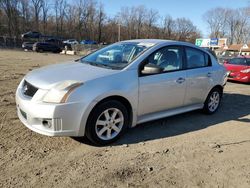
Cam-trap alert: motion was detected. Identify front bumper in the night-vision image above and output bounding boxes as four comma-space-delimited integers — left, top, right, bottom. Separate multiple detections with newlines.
16, 87, 86, 137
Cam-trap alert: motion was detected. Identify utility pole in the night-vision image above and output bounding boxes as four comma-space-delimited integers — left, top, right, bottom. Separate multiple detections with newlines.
118, 23, 121, 42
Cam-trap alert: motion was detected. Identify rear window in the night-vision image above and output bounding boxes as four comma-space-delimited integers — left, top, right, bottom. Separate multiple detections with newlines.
229, 58, 248, 66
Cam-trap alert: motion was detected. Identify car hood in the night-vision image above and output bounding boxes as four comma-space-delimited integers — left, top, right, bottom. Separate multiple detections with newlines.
25, 61, 119, 89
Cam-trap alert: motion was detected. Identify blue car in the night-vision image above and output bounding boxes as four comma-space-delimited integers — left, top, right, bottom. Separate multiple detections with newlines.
80, 40, 97, 45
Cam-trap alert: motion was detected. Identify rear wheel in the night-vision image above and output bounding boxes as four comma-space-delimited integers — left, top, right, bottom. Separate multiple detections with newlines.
203, 88, 222, 114
85, 100, 129, 145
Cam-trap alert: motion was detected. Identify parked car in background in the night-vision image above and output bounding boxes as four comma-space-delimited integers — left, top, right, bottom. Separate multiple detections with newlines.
21, 31, 42, 39
33, 42, 62, 53
217, 51, 238, 64
16, 39, 227, 145
80, 40, 97, 45
32, 38, 63, 53
63, 39, 79, 45
224, 56, 250, 83
45, 38, 63, 46
22, 42, 34, 51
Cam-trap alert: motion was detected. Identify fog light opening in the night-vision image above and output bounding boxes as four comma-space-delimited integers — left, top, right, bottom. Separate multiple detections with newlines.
42, 119, 52, 128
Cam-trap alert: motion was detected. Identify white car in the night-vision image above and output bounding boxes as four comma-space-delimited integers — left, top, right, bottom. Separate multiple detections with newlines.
63, 39, 79, 45
16, 39, 227, 145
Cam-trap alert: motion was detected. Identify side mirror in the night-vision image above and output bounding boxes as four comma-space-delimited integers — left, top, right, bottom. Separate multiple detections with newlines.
141, 63, 164, 75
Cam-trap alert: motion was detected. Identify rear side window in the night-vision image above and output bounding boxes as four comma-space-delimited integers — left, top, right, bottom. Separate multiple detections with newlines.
186, 47, 210, 69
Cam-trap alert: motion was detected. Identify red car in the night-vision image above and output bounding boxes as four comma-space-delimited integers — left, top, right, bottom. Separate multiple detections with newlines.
224, 56, 250, 83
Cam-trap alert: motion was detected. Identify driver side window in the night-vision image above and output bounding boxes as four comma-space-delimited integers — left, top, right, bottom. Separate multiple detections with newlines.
146, 46, 183, 72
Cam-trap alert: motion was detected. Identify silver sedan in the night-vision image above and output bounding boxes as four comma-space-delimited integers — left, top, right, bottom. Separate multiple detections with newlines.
16, 39, 227, 145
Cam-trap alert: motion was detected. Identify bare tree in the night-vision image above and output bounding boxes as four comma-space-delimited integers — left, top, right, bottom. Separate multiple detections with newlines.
225, 8, 238, 44
175, 18, 199, 41
75, 0, 96, 40
64, 4, 77, 38
234, 8, 249, 44
145, 8, 159, 38
19, 0, 30, 33
41, 0, 49, 34
134, 5, 146, 38
96, 3, 105, 43
0, 1, 206, 44
31, 0, 43, 31
162, 15, 175, 39
54, 0, 67, 36
0, 0, 20, 37
118, 7, 134, 39
203, 8, 227, 38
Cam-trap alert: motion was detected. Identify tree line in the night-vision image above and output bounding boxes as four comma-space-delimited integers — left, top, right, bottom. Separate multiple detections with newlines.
203, 6, 250, 45
0, 0, 249, 44
0, 0, 201, 43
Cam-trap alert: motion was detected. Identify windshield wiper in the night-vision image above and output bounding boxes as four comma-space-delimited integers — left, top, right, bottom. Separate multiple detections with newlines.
82, 61, 115, 69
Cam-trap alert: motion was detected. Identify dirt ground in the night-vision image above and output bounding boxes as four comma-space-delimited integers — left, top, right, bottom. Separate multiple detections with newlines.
0, 49, 250, 188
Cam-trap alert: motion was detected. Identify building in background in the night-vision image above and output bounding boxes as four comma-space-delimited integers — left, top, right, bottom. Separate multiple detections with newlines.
225, 44, 250, 56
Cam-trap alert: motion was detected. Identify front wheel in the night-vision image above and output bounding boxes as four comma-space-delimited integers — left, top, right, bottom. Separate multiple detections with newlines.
85, 100, 129, 145
203, 88, 222, 114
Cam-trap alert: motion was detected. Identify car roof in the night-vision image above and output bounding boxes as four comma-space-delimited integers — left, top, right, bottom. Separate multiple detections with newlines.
121, 39, 173, 44
120, 39, 197, 47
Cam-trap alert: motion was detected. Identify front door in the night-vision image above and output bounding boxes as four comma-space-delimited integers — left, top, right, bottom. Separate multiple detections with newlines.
138, 46, 187, 116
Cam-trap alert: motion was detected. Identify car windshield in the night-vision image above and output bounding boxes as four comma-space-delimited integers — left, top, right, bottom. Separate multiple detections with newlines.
80, 42, 154, 69
228, 58, 249, 66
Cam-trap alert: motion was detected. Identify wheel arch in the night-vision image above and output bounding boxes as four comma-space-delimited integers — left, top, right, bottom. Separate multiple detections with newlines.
203, 84, 224, 105
203, 84, 223, 114
90, 95, 133, 127
79, 95, 134, 137
211, 85, 223, 95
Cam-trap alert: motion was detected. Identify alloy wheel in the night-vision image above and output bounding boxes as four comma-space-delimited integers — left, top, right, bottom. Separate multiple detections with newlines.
208, 91, 220, 112
95, 108, 124, 140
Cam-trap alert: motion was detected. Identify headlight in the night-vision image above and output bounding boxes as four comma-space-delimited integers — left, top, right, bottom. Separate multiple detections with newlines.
240, 68, 250, 73
43, 80, 83, 103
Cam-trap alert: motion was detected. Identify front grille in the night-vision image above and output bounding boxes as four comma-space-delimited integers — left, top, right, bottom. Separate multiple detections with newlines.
22, 80, 38, 97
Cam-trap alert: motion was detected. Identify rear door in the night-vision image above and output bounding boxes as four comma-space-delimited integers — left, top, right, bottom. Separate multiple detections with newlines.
183, 47, 212, 106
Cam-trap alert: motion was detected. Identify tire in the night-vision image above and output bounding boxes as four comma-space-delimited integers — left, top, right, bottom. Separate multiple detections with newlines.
85, 100, 129, 145
203, 88, 222, 114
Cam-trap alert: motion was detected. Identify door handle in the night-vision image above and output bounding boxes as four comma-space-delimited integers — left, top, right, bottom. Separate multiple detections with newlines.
176, 77, 185, 84
207, 72, 212, 77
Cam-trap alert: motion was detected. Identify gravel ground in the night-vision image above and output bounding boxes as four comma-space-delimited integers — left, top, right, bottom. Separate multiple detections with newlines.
0, 49, 250, 188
